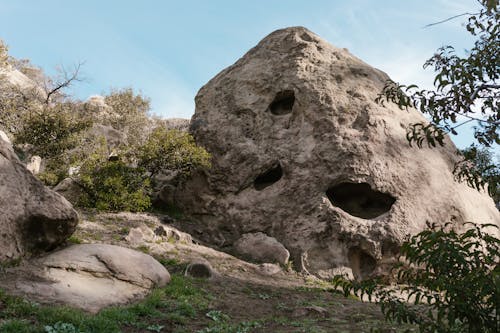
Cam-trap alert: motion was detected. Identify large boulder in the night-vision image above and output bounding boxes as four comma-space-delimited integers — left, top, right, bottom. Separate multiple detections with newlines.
1, 244, 170, 313
0, 137, 78, 262
175, 27, 500, 280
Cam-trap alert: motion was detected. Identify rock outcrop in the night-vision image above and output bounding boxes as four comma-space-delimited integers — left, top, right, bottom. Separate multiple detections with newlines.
0, 137, 78, 262
175, 27, 500, 279
2, 244, 170, 313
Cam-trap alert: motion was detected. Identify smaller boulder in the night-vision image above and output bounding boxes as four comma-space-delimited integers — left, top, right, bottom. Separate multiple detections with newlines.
0, 130, 11, 144
54, 178, 83, 204
256, 263, 282, 276
233, 232, 290, 265
185, 260, 217, 279
26, 155, 42, 175
2, 244, 170, 313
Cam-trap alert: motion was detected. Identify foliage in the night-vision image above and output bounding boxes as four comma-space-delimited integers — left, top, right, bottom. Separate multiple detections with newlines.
15, 103, 92, 158
455, 145, 500, 204
102, 88, 151, 145
138, 127, 211, 179
332, 223, 500, 333
0, 39, 8, 66
375, 1, 499, 148
44, 322, 83, 333
77, 156, 151, 212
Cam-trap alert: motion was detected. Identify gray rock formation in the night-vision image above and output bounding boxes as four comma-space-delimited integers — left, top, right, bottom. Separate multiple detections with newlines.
185, 260, 217, 279
0, 138, 78, 262
1, 244, 170, 312
233, 232, 290, 265
175, 27, 500, 280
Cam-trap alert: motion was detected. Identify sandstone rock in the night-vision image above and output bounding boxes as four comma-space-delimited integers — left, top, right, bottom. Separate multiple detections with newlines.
125, 225, 156, 246
292, 305, 328, 318
0, 139, 78, 262
256, 263, 283, 276
175, 27, 500, 280
234, 232, 290, 265
1, 244, 170, 312
0, 130, 11, 144
185, 260, 217, 279
26, 155, 42, 175
163, 118, 190, 131
54, 177, 83, 205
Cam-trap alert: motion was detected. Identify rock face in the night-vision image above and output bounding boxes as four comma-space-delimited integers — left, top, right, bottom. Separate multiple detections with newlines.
2, 244, 170, 313
0, 138, 78, 262
175, 27, 500, 280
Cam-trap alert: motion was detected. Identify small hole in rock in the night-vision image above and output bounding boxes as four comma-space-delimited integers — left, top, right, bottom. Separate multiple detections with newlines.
269, 90, 295, 115
326, 182, 395, 219
348, 247, 376, 280
254, 164, 283, 190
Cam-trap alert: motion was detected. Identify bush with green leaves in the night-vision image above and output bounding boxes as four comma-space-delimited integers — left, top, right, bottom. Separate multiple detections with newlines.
138, 127, 211, 179
77, 155, 151, 212
456, 145, 500, 206
15, 103, 92, 159
333, 223, 499, 333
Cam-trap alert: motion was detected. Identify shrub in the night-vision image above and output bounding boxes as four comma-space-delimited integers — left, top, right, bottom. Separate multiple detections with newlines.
15, 103, 92, 158
78, 156, 151, 212
138, 127, 211, 179
332, 223, 500, 333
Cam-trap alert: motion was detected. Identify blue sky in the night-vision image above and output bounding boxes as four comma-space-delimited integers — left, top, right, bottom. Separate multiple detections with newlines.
0, 0, 491, 150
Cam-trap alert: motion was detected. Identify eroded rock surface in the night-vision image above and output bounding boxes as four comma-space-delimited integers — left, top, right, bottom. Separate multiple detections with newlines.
175, 26, 500, 279
0, 138, 78, 262
2, 244, 170, 313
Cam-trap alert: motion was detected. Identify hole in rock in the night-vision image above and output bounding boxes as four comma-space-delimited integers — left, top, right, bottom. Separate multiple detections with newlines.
269, 90, 295, 115
326, 182, 395, 219
254, 163, 283, 191
348, 247, 376, 280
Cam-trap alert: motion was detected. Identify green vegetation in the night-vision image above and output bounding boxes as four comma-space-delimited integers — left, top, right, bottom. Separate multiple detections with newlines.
78, 159, 151, 212
0, 275, 212, 333
0, 41, 211, 213
333, 2, 499, 332
458, 145, 499, 205
138, 127, 211, 179
333, 223, 499, 333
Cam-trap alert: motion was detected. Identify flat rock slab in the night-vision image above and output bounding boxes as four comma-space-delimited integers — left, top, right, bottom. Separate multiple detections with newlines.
0, 244, 170, 313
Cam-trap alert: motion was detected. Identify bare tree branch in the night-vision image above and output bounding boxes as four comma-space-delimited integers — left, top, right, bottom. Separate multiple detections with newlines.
423, 12, 479, 28
44, 62, 84, 104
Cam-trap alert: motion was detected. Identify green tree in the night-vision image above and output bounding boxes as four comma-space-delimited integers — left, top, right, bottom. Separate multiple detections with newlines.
15, 103, 92, 158
376, 1, 499, 150
333, 223, 499, 333
102, 88, 151, 146
457, 145, 500, 205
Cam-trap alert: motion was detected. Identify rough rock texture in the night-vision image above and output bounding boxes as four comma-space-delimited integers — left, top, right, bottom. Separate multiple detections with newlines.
185, 260, 217, 279
0, 138, 78, 262
54, 178, 84, 205
233, 232, 290, 265
175, 27, 500, 280
2, 244, 170, 312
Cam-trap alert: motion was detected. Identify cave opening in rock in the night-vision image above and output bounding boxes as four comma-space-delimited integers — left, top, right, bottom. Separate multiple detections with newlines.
348, 247, 376, 280
254, 164, 283, 190
326, 182, 395, 219
269, 90, 295, 115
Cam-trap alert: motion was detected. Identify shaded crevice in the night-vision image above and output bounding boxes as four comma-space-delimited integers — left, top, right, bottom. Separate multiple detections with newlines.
269, 90, 295, 115
254, 164, 283, 190
348, 247, 376, 280
326, 182, 395, 219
